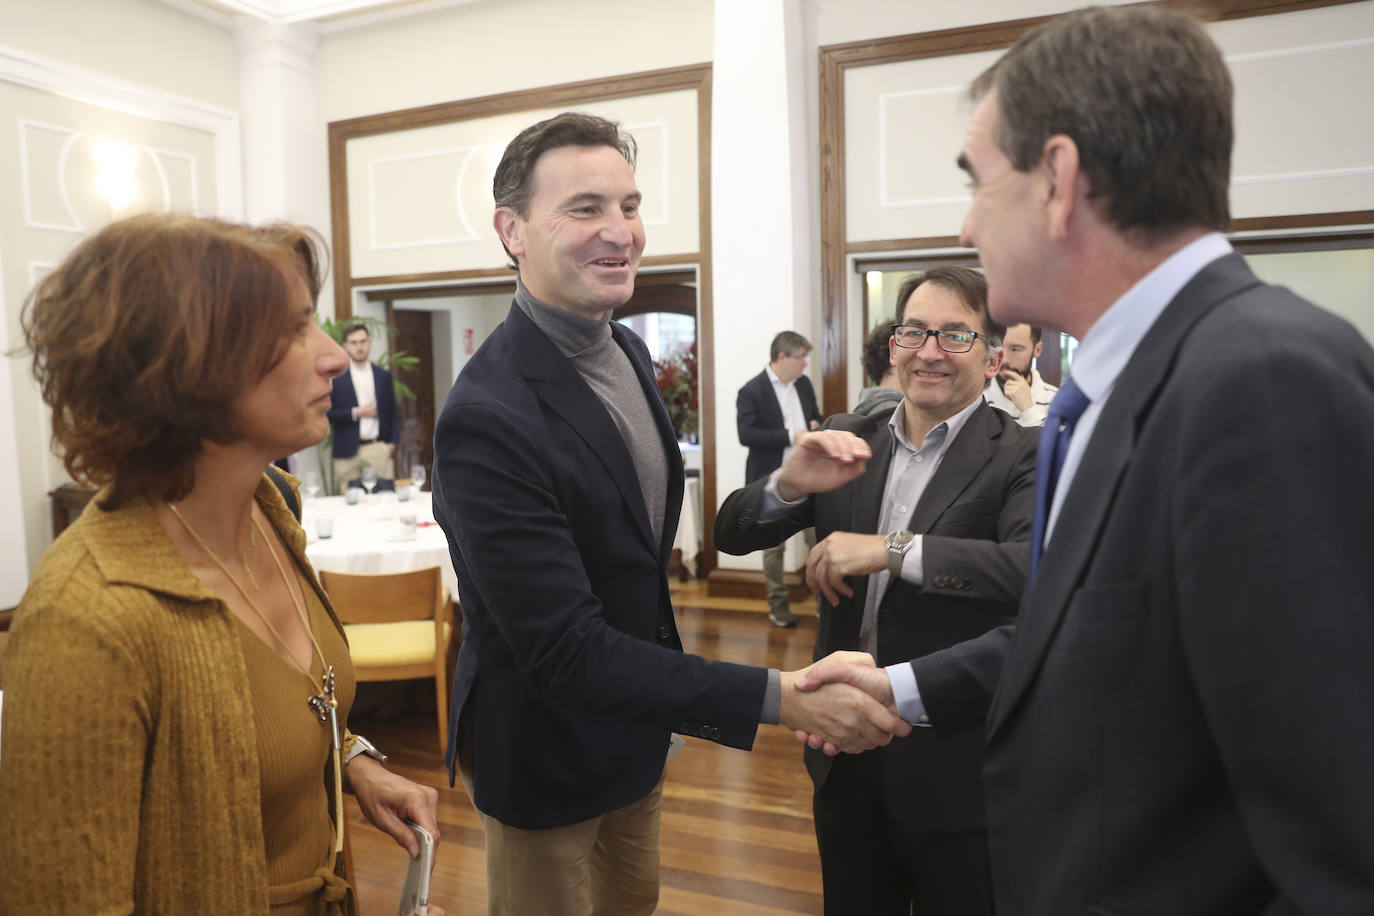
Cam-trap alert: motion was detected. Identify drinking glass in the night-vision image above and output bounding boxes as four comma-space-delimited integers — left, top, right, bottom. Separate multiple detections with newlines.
361, 467, 379, 499
410, 464, 427, 494
302, 470, 322, 501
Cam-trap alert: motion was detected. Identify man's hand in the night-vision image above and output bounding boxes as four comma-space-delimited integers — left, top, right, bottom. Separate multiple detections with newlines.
344, 755, 441, 859
356, 402, 380, 419
776, 430, 872, 501
806, 531, 888, 605
778, 652, 910, 755
387, 442, 397, 455
998, 369, 1034, 411
791, 651, 901, 755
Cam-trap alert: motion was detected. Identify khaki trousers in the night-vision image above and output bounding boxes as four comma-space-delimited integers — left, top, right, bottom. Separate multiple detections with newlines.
458, 733, 662, 915
332, 440, 393, 492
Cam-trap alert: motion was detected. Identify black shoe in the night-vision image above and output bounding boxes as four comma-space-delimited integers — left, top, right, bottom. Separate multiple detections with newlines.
769, 607, 798, 628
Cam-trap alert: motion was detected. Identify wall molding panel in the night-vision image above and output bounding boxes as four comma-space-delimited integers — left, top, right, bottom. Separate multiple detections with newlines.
0, 41, 242, 219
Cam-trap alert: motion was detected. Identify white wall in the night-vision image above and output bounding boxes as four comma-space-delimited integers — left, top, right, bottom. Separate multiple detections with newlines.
2, 0, 239, 110
1, 0, 242, 587
314, 0, 714, 123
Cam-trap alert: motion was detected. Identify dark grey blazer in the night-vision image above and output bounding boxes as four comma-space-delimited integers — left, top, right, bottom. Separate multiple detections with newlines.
736, 369, 822, 483
913, 253, 1374, 914
716, 400, 1036, 832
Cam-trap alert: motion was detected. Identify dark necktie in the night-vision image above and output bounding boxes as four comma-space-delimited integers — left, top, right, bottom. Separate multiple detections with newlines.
1027, 377, 1092, 585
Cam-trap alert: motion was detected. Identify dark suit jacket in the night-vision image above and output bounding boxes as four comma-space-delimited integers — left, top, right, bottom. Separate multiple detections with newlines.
737, 369, 822, 483
327, 363, 400, 459
716, 401, 1036, 832
432, 304, 767, 830
913, 253, 1374, 914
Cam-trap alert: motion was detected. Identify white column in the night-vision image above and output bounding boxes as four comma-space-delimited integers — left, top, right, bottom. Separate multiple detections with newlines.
234, 19, 335, 483
232, 18, 330, 242
0, 245, 31, 605
711, 0, 814, 572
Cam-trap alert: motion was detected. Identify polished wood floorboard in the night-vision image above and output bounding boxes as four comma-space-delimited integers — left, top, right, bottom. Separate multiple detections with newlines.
344, 582, 825, 915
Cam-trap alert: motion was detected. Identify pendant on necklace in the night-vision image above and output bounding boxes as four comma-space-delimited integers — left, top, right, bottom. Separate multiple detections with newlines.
307, 665, 342, 752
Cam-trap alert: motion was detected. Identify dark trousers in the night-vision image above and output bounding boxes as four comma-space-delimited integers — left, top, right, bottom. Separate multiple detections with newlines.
813, 750, 995, 916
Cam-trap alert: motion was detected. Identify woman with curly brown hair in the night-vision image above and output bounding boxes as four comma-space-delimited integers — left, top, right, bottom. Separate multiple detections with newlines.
0, 213, 444, 915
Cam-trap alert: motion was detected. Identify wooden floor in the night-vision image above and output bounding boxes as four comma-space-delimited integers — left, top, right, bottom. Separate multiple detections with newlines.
344, 581, 827, 915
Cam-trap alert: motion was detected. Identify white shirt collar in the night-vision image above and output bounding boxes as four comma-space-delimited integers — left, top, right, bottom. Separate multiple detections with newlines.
1069, 232, 1232, 403
766, 365, 794, 388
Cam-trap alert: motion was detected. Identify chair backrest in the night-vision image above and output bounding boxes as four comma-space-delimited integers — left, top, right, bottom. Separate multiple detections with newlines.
319, 567, 445, 624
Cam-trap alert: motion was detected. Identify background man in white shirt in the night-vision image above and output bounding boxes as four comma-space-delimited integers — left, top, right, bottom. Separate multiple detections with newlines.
735, 331, 822, 626
981, 323, 1058, 426
327, 323, 400, 486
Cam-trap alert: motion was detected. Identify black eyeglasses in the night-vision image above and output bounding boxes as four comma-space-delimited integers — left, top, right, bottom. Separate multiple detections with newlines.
891, 325, 990, 353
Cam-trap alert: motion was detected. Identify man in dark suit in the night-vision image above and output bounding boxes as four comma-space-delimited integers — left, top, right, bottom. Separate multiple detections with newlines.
326, 323, 400, 485
430, 111, 909, 916
799, 7, 1374, 914
736, 331, 822, 626
717, 266, 1036, 915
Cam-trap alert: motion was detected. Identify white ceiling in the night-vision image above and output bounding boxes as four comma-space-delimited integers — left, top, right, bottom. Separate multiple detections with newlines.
160, 0, 484, 28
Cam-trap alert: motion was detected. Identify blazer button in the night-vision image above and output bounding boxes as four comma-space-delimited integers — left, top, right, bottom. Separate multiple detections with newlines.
706, 726, 720, 740
933, 575, 946, 588
960, 579, 972, 590
657, 625, 671, 640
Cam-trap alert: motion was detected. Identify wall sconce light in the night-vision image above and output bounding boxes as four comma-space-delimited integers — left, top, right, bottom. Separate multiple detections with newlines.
93, 141, 138, 215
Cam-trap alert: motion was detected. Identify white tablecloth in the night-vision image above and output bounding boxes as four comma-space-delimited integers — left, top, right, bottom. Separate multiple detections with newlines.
674, 477, 702, 577
303, 491, 457, 596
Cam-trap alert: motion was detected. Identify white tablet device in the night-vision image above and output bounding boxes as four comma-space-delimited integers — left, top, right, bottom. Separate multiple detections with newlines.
397, 819, 435, 916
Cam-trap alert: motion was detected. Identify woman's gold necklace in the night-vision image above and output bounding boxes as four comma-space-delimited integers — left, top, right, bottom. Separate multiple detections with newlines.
168, 502, 338, 745
169, 501, 346, 855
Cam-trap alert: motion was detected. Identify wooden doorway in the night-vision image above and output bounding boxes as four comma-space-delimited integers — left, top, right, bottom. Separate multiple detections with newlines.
389, 307, 436, 483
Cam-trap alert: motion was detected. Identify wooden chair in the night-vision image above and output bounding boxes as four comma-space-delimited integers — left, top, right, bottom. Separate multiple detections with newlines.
318, 566, 454, 751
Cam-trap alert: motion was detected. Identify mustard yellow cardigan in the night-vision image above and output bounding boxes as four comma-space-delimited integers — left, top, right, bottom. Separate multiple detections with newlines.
0, 474, 358, 914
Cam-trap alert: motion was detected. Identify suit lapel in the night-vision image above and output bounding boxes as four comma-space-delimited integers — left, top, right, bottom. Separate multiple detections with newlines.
987, 253, 1264, 736
908, 401, 999, 535
754, 372, 784, 428
506, 306, 660, 557
847, 421, 894, 614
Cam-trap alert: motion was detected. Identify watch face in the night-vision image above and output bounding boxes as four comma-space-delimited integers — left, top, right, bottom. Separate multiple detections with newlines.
889, 530, 913, 549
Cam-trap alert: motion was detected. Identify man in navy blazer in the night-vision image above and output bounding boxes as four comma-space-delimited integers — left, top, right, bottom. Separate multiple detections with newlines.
799, 7, 1374, 914
327, 323, 400, 485
736, 331, 822, 626
431, 112, 909, 915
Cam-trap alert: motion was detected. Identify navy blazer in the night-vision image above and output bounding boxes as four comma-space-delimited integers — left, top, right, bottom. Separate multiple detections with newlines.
913, 254, 1374, 914
736, 369, 821, 483
716, 401, 1035, 833
432, 303, 767, 829
327, 363, 400, 459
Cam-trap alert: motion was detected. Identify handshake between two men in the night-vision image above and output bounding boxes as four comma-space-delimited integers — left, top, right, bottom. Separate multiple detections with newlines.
768, 429, 911, 754
719, 415, 1034, 757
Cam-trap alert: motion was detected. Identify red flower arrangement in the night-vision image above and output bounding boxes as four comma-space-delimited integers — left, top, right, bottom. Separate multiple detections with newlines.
654, 341, 698, 441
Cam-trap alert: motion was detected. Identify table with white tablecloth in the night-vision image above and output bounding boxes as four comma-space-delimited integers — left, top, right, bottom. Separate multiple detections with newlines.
673, 476, 702, 578
303, 491, 457, 596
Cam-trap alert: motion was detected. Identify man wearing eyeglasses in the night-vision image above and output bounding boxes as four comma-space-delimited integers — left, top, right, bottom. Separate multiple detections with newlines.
716, 265, 1036, 915
735, 330, 823, 627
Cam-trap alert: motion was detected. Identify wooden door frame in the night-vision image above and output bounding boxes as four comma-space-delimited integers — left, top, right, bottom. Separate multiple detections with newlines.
819, 0, 1374, 414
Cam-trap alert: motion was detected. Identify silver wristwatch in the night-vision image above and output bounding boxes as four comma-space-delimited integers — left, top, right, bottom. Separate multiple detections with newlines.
344, 735, 388, 767
885, 529, 915, 578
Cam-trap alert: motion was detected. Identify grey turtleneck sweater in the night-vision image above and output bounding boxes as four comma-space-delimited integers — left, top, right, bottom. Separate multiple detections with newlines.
515, 280, 668, 545
515, 279, 782, 725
